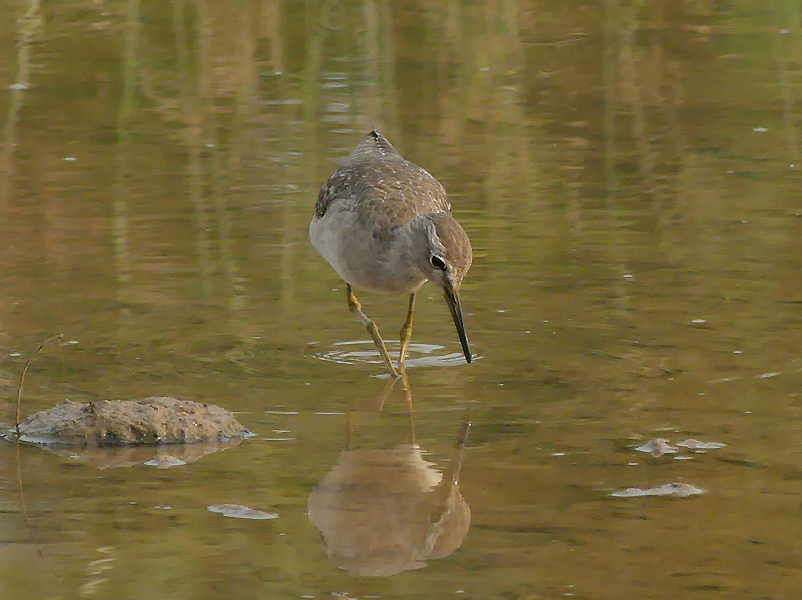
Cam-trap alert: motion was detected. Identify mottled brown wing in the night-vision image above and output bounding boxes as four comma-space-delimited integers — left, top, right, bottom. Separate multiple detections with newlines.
352, 157, 451, 232
314, 168, 350, 218
314, 130, 451, 231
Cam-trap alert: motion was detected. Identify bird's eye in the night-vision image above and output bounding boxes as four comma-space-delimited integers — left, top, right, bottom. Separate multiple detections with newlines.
430, 255, 447, 271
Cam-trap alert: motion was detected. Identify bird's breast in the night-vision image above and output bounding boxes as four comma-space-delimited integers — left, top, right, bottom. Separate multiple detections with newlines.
310, 209, 426, 294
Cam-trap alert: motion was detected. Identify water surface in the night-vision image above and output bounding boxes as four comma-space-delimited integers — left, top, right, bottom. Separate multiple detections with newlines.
1, 1, 801, 598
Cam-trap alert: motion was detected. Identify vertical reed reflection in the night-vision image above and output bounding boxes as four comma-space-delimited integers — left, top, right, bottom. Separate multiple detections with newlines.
114, 0, 139, 302
275, 73, 300, 344
223, 2, 260, 316
1, 0, 41, 214
480, 0, 536, 267
362, 0, 382, 127
195, 1, 231, 313
619, 7, 654, 188
772, 0, 800, 167
602, 0, 619, 195
263, 0, 285, 74
602, 0, 631, 322
378, 0, 400, 136
173, 0, 213, 301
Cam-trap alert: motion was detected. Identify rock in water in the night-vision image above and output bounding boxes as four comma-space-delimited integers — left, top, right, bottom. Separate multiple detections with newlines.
18, 396, 251, 447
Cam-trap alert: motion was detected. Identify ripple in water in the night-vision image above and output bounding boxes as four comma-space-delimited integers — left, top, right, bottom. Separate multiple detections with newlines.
315, 340, 477, 369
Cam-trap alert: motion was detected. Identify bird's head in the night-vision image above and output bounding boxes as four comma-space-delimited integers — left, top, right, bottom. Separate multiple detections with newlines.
413, 213, 473, 363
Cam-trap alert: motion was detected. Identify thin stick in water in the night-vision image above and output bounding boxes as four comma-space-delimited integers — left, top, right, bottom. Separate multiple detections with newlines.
15, 333, 64, 438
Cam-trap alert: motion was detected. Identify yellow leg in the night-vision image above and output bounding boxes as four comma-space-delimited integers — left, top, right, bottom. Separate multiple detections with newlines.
345, 411, 353, 450
347, 284, 400, 378
374, 372, 400, 411
374, 373, 415, 443
399, 373, 416, 445
398, 293, 416, 372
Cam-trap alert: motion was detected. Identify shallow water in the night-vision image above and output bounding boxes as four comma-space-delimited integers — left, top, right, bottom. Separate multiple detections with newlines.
1, 1, 802, 598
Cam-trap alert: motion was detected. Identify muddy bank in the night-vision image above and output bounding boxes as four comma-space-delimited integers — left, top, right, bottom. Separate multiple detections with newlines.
17, 396, 251, 447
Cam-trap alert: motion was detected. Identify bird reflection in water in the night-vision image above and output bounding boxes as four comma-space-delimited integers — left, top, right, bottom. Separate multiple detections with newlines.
307, 376, 470, 577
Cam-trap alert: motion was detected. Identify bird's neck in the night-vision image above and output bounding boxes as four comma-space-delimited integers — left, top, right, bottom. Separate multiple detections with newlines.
380, 221, 429, 294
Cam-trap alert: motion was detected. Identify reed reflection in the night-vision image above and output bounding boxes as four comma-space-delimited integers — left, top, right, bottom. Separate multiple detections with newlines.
308, 376, 470, 577
1, 0, 41, 212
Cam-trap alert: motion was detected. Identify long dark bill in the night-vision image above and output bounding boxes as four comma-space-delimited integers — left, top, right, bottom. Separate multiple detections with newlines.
444, 288, 472, 364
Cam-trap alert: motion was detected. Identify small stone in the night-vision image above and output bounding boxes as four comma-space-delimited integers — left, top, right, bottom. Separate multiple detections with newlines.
635, 438, 678, 457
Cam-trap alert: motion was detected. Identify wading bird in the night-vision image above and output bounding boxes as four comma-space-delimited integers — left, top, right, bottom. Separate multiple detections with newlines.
309, 130, 473, 377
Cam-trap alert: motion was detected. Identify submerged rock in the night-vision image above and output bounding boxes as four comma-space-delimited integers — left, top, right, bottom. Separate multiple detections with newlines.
17, 396, 251, 447
635, 438, 679, 457
207, 504, 278, 520
676, 438, 727, 450
610, 482, 705, 498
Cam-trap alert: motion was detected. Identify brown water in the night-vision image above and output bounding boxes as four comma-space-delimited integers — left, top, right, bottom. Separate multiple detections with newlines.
2, 1, 802, 598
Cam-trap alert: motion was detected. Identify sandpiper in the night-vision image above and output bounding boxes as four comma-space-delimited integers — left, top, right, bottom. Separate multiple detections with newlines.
309, 129, 473, 377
